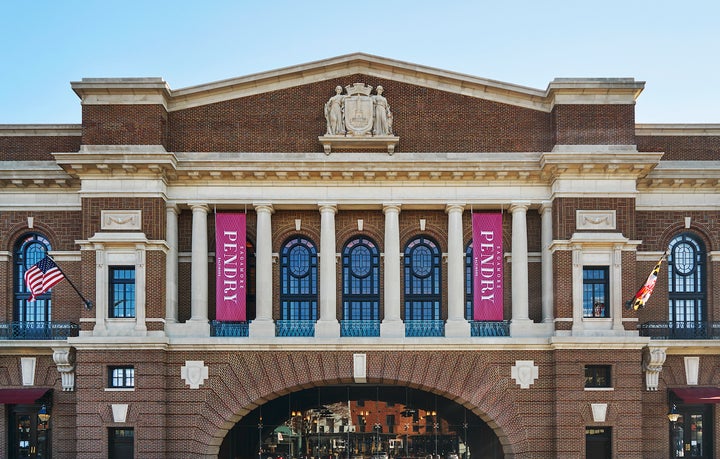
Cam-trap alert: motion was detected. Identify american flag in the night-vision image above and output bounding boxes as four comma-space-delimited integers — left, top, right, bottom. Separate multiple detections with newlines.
24, 256, 65, 301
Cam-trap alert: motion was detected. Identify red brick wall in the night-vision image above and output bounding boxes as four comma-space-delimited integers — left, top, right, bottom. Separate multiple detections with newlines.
168, 76, 554, 153
553, 197, 636, 240
637, 135, 720, 161
81, 105, 167, 147
0, 135, 80, 160
553, 104, 636, 145
81, 197, 166, 240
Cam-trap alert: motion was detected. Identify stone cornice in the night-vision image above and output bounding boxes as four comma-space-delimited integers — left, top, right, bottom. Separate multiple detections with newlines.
2, 149, 716, 192
0, 124, 82, 136
67, 53, 644, 115
636, 124, 720, 136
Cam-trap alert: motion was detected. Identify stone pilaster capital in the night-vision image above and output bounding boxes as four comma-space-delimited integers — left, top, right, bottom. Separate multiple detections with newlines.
188, 202, 210, 213
539, 200, 553, 214
509, 201, 531, 214
382, 203, 402, 214
445, 202, 466, 214
166, 201, 180, 215
318, 202, 338, 214
253, 202, 275, 214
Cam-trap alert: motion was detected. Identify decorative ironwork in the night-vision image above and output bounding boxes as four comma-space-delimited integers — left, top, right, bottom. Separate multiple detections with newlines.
405, 320, 444, 337
276, 320, 316, 337
210, 320, 250, 337
0, 321, 79, 340
470, 320, 510, 337
340, 319, 380, 337
638, 321, 720, 339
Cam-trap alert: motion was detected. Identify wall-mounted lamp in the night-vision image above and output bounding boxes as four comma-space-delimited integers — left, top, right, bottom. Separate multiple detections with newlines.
38, 405, 50, 423
667, 404, 680, 423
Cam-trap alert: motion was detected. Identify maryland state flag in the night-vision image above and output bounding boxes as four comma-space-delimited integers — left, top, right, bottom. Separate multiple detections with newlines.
627, 252, 667, 310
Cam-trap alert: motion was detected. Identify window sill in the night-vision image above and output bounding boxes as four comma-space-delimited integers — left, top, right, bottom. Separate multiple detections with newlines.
105, 387, 135, 392
584, 387, 614, 391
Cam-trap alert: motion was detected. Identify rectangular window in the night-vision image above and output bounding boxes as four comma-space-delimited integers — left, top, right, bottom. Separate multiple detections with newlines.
583, 267, 609, 318
585, 427, 611, 459
109, 266, 135, 318
109, 366, 135, 388
585, 365, 612, 388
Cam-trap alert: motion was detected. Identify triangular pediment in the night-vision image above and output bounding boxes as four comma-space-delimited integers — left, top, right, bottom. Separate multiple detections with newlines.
169, 53, 549, 112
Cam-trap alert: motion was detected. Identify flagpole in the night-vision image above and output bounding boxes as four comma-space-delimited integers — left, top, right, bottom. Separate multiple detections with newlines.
46, 254, 93, 310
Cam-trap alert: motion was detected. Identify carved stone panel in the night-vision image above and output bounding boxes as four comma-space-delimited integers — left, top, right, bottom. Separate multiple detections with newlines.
102, 210, 142, 230
576, 210, 616, 230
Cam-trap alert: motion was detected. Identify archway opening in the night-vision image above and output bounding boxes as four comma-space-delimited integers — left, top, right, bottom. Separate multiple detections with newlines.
219, 385, 503, 459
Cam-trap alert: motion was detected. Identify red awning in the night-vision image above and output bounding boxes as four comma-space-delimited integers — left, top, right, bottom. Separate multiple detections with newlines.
672, 387, 720, 404
0, 388, 51, 404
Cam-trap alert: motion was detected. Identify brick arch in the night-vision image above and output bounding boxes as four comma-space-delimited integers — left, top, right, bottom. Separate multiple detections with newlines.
659, 223, 714, 253
183, 351, 529, 458
5, 223, 59, 253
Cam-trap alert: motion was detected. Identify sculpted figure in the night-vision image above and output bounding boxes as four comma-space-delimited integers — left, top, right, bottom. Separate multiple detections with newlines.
324, 86, 346, 135
372, 85, 393, 136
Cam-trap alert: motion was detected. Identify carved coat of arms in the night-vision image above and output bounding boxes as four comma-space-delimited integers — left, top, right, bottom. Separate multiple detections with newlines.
323, 83, 393, 137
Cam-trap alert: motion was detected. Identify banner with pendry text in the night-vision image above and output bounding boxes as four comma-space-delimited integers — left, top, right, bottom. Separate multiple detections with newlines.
215, 213, 247, 321
472, 213, 504, 321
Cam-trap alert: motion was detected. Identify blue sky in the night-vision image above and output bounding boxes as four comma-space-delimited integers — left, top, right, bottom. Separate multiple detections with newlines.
2, 0, 719, 124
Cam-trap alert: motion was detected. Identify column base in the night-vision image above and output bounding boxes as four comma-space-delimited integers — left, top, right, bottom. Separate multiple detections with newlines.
315, 320, 340, 338
249, 319, 276, 338
380, 319, 405, 338
166, 319, 210, 337
509, 319, 539, 337
445, 319, 471, 337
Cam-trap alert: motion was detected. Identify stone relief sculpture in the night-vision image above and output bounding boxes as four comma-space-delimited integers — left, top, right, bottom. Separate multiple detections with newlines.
324, 85, 346, 135
372, 85, 393, 136
323, 83, 393, 136
320, 83, 399, 154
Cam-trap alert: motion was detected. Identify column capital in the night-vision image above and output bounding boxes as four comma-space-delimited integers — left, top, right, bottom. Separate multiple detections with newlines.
445, 202, 466, 214
253, 202, 275, 214
318, 202, 338, 213
188, 202, 210, 213
166, 201, 180, 215
509, 201, 531, 213
539, 200, 553, 214
382, 203, 402, 214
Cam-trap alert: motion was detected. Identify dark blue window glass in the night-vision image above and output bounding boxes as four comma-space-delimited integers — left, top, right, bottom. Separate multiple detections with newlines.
668, 233, 705, 326
280, 236, 318, 321
110, 267, 135, 318
342, 237, 380, 320
583, 267, 608, 318
404, 236, 441, 320
14, 233, 52, 323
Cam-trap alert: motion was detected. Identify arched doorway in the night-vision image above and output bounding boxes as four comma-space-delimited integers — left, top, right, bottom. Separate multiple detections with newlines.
219, 385, 503, 459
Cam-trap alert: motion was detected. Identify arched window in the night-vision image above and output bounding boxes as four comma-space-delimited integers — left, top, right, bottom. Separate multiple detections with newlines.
342, 237, 380, 321
280, 236, 318, 321
14, 233, 53, 323
403, 235, 441, 320
465, 242, 473, 320
668, 233, 706, 327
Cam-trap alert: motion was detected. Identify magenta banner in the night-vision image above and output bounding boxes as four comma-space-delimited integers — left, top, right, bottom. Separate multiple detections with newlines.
472, 213, 504, 321
215, 213, 247, 321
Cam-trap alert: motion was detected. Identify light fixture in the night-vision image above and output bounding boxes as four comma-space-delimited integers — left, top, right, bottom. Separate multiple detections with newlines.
667, 404, 680, 423
38, 405, 50, 423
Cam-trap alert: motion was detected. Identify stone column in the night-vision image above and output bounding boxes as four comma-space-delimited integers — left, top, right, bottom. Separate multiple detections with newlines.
445, 203, 470, 337
250, 203, 276, 337
316, 203, 340, 337
540, 201, 554, 324
510, 202, 532, 335
381, 203, 404, 337
165, 203, 179, 325
188, 203, 210, 335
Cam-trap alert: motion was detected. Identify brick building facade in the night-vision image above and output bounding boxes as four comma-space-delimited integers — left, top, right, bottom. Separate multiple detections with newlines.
0, 53, 718, 458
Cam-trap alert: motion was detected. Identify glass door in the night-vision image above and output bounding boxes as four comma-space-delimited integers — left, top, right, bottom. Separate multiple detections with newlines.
9, 406, 51, 459
671, 405, 712, 458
